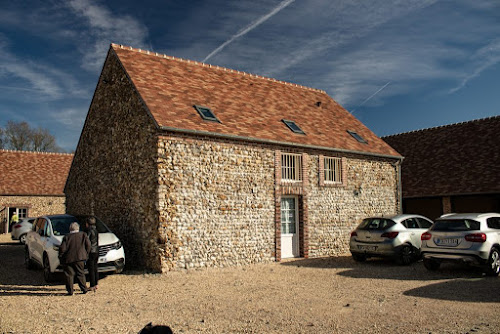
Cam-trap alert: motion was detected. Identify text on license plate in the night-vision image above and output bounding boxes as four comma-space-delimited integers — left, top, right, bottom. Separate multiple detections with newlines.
358, 245, 377, 251
98, 257, 107, 263
435, 238, 459, 246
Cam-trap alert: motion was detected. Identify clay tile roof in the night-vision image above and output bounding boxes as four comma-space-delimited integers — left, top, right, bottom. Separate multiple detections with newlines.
383, 116, 500, 198
111, 44, 400, 159
0, 150, 74, 196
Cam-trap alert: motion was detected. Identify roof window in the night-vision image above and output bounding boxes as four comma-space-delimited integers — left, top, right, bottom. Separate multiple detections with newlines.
282, 119, 305, 135
194, 105, 220, 122
347, 130, 367, 144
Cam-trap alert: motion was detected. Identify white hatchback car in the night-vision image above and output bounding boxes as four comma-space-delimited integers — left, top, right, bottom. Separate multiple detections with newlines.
25, 214, 125, 282
421, 213, 500, 276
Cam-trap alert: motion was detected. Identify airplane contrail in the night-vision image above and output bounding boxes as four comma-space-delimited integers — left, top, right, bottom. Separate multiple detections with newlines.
203, 0, 295, 63
351, 81, 391, 113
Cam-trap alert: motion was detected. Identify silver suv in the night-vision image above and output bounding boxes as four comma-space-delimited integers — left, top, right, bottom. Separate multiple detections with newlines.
421, 213, 500, 276
350, 214, 433, 264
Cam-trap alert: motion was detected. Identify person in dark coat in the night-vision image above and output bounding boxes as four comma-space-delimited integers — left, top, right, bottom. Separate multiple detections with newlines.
59, 222, 90, 295
86, 217, 99, 292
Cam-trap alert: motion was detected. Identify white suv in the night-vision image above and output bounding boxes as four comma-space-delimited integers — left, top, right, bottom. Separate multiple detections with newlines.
421, 213, 500, 276
25, 214, 125, 282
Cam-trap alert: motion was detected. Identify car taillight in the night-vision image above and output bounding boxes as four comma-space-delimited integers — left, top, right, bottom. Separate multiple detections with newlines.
381, 231, 399, 239
14, 224, 22, 229
465, 233, 487, 243
421, 232, 432, 240
350, 231, 357, 238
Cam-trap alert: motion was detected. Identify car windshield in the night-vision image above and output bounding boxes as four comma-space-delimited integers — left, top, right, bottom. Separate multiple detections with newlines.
74, 215, 111, 233
50, 217, 76, 236
358, 218, 395, 231
432, 219, 480, 231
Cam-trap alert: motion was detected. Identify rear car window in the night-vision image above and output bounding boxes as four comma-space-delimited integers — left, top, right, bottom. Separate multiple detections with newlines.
432, 219, 480, 231
358, 218, 396, 230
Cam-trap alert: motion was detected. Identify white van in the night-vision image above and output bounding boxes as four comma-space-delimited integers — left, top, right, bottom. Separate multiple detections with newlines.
25, 214, 125, 282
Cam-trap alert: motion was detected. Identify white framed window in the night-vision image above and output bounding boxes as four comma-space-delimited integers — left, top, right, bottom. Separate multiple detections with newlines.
324, 157, 342, 183
281, 153, 302, 182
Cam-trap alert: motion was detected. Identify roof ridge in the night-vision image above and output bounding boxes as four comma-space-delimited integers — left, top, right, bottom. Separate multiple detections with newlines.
382, 115, 500, 138
0, 149, 73, 156
111, 43, 327, 94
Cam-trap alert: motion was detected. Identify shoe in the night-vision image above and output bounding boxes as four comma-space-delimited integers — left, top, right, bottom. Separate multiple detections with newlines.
81, 289, 88, 294
65, 292, 73, 296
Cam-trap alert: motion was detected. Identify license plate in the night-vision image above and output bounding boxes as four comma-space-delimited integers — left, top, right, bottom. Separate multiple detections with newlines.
98, 257, 107, 263
435, 238, 459, 246
358, 245, 377, 251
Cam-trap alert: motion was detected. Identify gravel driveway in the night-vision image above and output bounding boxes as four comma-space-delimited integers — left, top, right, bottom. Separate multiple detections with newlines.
1, 233, 500, 333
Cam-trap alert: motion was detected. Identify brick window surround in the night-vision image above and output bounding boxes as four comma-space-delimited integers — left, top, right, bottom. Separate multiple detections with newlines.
319, 155, 347, 187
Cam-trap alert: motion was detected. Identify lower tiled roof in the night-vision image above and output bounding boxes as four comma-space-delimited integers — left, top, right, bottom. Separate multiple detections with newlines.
0, 150, 73, 196
383, 116, 500, 198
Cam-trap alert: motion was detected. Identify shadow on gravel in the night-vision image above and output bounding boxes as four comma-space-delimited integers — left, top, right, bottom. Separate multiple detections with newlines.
282, 256, 487, 281
404, 277, 500, 303
280, 255, 357, 269
0, 241, 63, 295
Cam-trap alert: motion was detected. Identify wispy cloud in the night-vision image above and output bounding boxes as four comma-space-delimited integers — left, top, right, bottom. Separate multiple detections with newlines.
448, 39, 500, 94
67, 0, 149, 72
203, 0, 295, 62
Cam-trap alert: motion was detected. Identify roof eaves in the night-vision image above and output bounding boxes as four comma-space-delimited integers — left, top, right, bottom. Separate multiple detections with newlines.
160, 126, 403, 161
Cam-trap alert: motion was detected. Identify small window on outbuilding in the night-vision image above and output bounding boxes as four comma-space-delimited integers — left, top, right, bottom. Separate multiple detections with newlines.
347, 130, 367, 144
282, 119, 305, 135
194, 105, 220, 122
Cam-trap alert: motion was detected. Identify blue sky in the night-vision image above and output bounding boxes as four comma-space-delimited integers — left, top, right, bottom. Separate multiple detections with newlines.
1, 0, 499, 152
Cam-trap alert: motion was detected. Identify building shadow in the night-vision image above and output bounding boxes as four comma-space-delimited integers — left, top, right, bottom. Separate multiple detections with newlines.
404, 277, 500, 303
281, 255, 486, 281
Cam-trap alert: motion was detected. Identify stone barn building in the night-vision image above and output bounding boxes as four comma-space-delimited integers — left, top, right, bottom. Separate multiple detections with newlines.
0, 150, 73, 234
65, 44, 402, 272
383, 116, 500, 220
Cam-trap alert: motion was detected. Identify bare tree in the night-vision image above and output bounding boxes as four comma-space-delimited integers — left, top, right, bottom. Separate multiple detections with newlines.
1, 120, 63, 152
32, 127, 60, 152
5, 121, 32, 151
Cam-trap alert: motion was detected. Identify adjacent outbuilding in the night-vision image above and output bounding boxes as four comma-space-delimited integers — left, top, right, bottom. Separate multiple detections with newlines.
383, 116, 500, 220
0, 150, 73, 234
65, 44, 403, 272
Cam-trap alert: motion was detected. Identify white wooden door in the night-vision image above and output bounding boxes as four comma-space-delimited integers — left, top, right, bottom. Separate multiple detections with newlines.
281, 196, 299, 258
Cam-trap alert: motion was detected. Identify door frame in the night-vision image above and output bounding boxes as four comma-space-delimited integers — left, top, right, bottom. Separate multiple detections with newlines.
280, 195, 300, 258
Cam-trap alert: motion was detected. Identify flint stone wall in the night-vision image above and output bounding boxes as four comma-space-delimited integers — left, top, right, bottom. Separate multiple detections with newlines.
157, 134, 399, 271
65, 49, 162, 271
307, 157, 399, 257
157, 136, 276, 271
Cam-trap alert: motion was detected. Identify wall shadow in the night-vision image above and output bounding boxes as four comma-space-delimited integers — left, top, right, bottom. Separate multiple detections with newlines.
404, 277, 500, 303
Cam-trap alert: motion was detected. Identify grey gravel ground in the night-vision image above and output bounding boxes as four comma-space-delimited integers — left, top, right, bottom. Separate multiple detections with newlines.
1, 233, 500, 333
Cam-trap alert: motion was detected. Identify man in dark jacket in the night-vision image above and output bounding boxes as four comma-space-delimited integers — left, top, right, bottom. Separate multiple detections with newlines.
86, 217, 99, 292
59, 222, 90, 295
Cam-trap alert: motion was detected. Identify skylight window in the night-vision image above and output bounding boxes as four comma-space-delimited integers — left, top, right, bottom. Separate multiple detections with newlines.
347, 130, 368, 144
282, 119, 305, 135
194, 105, 220, 122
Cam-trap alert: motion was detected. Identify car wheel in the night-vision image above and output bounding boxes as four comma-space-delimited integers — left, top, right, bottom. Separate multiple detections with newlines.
19, 234, 27, 245
397, 245, 414, 265
352, 253, 366, 262
43, 254, 55, 282
423, 258, 440, 271
25, 247, 34, 270
486, 248, 500, 276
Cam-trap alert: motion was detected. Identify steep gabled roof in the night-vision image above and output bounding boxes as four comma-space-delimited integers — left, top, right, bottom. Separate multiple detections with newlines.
0, 150, 73, 196
111, 44, 400, 159
383, 116, 500, 198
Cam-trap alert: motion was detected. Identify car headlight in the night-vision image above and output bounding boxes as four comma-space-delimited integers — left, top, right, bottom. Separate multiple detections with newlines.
114, 241, 122, 250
